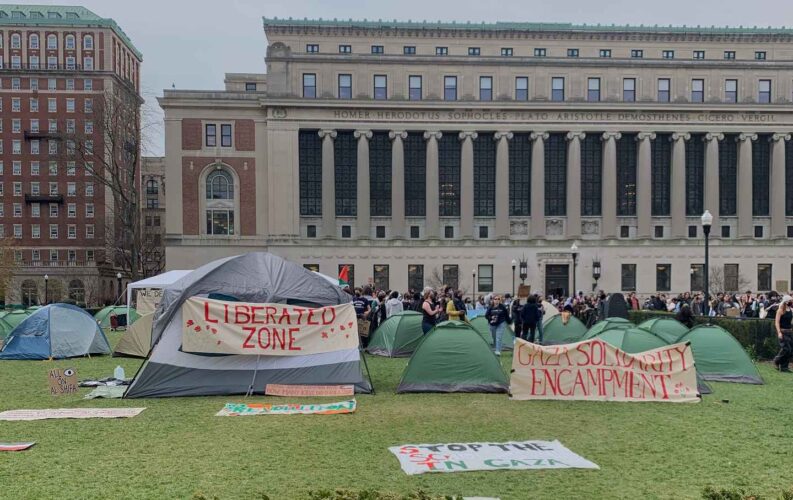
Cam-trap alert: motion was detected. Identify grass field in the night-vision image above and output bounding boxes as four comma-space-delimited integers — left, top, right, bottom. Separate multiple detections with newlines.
1, 330, 792, 499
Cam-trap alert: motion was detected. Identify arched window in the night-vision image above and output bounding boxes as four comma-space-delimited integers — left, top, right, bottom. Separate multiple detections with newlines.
83, 34, 93, 50
46, 34, 57, 49
146, 179, 159, 195
29, 33, 39, 49
11, 33, 21, 49
65, 34, 75, 50
204, 168, 235, 235
68, 279, 85, 304
21, 280, 38, 307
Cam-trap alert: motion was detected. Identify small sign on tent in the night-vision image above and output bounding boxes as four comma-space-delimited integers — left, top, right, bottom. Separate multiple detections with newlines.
48, 368, 78, 396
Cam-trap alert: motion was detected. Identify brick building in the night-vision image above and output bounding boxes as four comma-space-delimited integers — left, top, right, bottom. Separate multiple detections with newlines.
0, 5, 142, 306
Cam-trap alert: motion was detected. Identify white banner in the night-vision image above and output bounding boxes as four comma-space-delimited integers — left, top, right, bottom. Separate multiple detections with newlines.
389, 440, 599, 475
0, 408, 146, 421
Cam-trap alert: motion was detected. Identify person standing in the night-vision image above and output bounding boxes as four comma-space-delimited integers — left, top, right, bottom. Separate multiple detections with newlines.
511, 297, 523, 338
485, 295, 510, 356
421, 290, 442, 334
446, 289, 465, 322
774, 295, 793, 372
521, 295, 541, 342
385, 291, 403, 318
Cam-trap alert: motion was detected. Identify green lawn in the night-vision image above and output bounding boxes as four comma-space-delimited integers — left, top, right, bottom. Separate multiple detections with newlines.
1, 330, 792, 499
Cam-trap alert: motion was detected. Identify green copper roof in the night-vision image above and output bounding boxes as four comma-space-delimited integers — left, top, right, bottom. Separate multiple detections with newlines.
263, 17, 793, 36
0, 4, 141, 59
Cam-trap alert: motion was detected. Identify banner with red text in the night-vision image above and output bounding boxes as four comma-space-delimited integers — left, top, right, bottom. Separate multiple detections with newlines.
181, 297, 359, 356
510, 338, 699, 403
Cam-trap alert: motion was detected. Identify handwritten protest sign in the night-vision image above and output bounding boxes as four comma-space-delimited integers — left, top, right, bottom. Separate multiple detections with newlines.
216, 399, 356, 416
389, 440, 598, 475
181, 297, 359, 356
265, 384, 355, 397
510, 338, 699, 403
136, 288, 163, 315
47, 368, 78, 396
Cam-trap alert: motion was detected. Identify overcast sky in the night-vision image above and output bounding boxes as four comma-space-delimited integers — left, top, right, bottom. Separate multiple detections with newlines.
26, 0, 793, 155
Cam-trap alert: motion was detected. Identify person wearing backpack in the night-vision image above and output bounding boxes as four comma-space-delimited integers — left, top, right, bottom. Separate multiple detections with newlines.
521, 295, 542, 342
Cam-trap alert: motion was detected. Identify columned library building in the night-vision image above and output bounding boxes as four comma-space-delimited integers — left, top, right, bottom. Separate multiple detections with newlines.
162, 18, 793, 296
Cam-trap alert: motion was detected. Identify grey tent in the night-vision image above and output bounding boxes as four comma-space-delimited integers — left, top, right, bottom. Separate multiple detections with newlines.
125, 253, 371, 398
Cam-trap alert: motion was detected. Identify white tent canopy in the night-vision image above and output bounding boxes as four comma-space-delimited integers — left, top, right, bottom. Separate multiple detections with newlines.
126, 270, 193, 315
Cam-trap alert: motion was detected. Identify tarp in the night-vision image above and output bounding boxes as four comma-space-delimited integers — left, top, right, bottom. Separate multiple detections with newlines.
677, 324, 764, 384
125, 252, 370, 398
366, 311, 424, 357
0, 304, 110, 360
541, 315, 588, 345
469, 316, 515, 351
396, 320, 508, 393
583, 318, 634, 339
113, 312, 154, 358
94, 306, 140, 328
638, 318, 690, 344
510, 338, 700, 403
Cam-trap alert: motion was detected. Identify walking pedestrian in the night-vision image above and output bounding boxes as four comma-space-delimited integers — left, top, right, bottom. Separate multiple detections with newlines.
485, 295, 510, 356
773, 295, 793, 372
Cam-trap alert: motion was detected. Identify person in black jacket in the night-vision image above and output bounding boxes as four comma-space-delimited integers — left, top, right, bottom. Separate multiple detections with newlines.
511, 298, 523, 338
485, 295, 510, 356
521, 295, 542, 342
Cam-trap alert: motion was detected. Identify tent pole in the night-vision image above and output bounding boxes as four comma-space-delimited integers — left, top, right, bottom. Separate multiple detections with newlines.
359, 344, 375, 395
246, 355, 261, 397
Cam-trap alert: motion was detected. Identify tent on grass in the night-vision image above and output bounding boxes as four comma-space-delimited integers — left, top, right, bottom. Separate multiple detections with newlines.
677, 324, 763, 384
638, 317, 690, 344
125, 270, 193, 315
396, 320, 508, 393
0, 304, 110, 360
95, 305, 140, 329
541, 315, 588, 345
0, 310, 31, 341
541, 301, 560, 322
113, 312, 154, 358
583, 317, 634, 339
125, 252, 371, 398
366, 311, 424, 357
469, 316, 515, 351
595, 327, 669, 353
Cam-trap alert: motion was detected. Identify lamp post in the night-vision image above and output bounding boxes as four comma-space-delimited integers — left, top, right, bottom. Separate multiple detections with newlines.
116, 272, 123, 301
511, 259, 517, 297
592, 260, 601, 292
519, 257, 528, 285
44, 274, 49, 305
701, 210, 713, 319
570, 243, 578, 298
472, 268, 477, 300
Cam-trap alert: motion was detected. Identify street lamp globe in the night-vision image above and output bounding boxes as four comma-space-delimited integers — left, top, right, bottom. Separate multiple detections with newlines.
116, 272, 122, 280
570, 242, 578, 252
44, 274, 48, 281
511, 259, 517, 267
701, 210, 713, 231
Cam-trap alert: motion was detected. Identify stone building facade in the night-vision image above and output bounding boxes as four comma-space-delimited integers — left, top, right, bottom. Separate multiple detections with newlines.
162, 18, 793, 297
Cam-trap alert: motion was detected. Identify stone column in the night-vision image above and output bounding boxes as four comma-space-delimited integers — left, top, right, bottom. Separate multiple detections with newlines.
459, 131, 478, 239
318, 129, 337, 238
636, 132, 655, 238
389, 130, 407, 238
530, 132, 548, 239
704, 133, 723, 229
423, 131, 442, 238
770, 133, 791, 239
566, 132, 585, 238
601, 132, 621, 239
737, 133, 757, 238
670, 133, 690, 238
354, 130, 372, 239
494, 131, 513, 238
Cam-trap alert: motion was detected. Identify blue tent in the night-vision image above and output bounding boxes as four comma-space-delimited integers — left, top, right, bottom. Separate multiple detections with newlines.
0, 304, 111, 360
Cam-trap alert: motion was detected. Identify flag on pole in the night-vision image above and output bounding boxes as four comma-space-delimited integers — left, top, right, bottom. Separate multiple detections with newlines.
338, 265, 350, 287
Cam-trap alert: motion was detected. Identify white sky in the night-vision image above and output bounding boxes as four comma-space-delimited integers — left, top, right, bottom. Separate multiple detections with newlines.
20, 0, 793, 155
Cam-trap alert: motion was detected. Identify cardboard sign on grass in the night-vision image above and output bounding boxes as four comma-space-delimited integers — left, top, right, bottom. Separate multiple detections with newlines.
47, 368, 78, 396
510, 338, 699, 403
181, 297, 359, 355
390, 441, 598, 475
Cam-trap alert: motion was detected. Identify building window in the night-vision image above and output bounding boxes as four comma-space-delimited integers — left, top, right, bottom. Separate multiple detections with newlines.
373, 265, 389, 290
587, 77, 600, 102
375, 226, 386, 239
11, 33, 21, 49
478, 265, 494, 293
617, 134, 638, 216
220, 124, 232, 147
693, 50, 705, 60
758, 79, 771, 103
303, 73, 316, 98
206, 210, 234, 236
47, 34, 57, 49
599, 49, 611, 58
408, 75, 422, 101
567, 48, 579, 57
691, 79, 704, 103
721, 225, 731, 238
690, 264, 705, 292
444, 76, 457, 101
146, 179, 159, 195
545, 134, 567, 216
631, 49, 643, 58
405, 133, 426, 217
306, 44, 319, 53
83, 34, 93, 50
752, 134, 771, 216
724, 51, 736, 60
658, 78, 670, 103
654, 225, 664, 238
515, 77, 528, 101
444, 226, 454, 239
789, 226, 793, 238
755, 51, 767, 60
442, 265, 459, 290
468, 47, 480, 56
245, 82, 257, 92
688, 225, 698, 238
474, 133, 496, 217
306, 225, 316, 238
623, 78, 636, 102
724, 264, 739, 291
338, 74, 352, 99
754, 225, 764, 238
479, 226, 489, 238
651, 133, 672, 216
551, 77, 565, 102
725, 79, 738, 103
334, 132, 357, 216
719, 134, 738, 216
662, 50, 675, 59
509, 133, 532, 216
621, 264, 637, 291
534, 48, 546, 57
581, 135, 602, 216
369, 132, 392, 217
205, 169, 234, 235
479, 76, 493, 101
84, 79, 93, 91
373, 75, 387, 100
656, 264, 671, 291
371, 45, 384, 54
408, 264, 424, 291
403, 46, 416, 55
757, 264, 772, 291
438, 135, 461, 217
685, 134, 705, 216
410, 226, 420, 239
435, 46, 448, 56
338, 44, 351, 54
620, 225, 630, 238
501, 47, 513, 56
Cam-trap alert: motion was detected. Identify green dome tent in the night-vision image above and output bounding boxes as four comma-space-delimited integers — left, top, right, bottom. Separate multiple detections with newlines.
542, 315, 588, 345
94, 306, 140, 329
583, 318, 634, 339
596, 327, 669, 353
638, 317, 690, 344
677, 325, 763, 384
396, 320, 508, 393
0, 310, 31, 341
469, 316, 515, 351
366, 311, 424, 357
